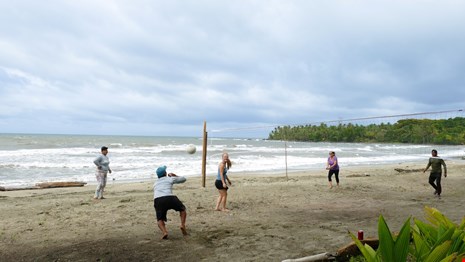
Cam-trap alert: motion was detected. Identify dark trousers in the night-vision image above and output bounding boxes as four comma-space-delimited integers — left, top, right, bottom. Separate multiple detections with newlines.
328, 169, 340, 183
428, 172, 442, 195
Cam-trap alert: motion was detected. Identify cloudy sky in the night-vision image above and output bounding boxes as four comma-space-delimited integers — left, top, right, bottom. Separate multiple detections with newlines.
1, 1, 464, 138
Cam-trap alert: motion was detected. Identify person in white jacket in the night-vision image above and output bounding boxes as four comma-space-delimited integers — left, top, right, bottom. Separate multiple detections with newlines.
153, 165, 187, 239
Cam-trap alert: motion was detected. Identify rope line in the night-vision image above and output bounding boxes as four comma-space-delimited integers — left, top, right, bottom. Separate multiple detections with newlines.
209, 108, 464, 133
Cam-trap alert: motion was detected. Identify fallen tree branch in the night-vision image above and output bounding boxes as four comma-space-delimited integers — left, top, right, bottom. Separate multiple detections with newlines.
0, 182, 87, 191
394, 168, 423, 173
282, 252, 334, 262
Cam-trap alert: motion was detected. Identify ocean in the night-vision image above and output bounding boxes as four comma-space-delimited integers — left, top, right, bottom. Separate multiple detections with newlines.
0, 133, 463, 187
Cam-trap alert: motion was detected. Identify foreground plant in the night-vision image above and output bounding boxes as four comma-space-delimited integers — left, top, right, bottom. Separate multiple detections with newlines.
349, 206, 465, 262
350, 215, 410, 262
411, 206, 465, 261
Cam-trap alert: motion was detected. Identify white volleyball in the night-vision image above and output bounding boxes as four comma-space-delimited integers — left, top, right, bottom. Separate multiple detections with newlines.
186, 144, 196, 154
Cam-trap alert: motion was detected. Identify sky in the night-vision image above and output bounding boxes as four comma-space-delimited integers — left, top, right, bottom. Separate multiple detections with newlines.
1, 1, 465, 138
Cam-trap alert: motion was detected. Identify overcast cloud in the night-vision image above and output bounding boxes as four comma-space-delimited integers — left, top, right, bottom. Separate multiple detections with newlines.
1, 0, 464, 138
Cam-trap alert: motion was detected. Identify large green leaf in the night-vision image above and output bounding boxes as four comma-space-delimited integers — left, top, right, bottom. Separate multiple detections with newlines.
412, 230, 430, 261
449, 230, 465, 254
364, 244, 378, 259
436, 227, 455, 246
450, 229, 463, 242
424, 240, 452, 262
378, 215, 394, 262
393, 217, 411, 262
415, 218, 438, 246
425, 206, 455, 228
438, 252, 456, 262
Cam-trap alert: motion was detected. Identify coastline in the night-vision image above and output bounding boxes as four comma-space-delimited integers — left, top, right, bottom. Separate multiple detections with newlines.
3, 132, 463, 187
1, 161, 464, 261
0, 159, 433, 189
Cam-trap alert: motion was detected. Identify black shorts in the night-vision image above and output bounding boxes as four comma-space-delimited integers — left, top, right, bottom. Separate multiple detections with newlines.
154, 196, 186, 221
215, 179, 228, 190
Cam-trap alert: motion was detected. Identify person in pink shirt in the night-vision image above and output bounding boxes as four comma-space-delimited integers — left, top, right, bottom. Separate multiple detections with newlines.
326, 151, 340, 189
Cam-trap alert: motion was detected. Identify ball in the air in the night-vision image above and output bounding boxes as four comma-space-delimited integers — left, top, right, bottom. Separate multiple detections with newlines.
186, 144, 196, 154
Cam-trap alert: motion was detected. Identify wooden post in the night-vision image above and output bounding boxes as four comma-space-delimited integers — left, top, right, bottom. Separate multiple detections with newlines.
284, 140, 289, 181
284, 127, 289, 181
202, 121, 208, 187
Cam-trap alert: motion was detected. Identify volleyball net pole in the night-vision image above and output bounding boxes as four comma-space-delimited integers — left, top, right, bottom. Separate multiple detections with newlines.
201, 121, 208, 188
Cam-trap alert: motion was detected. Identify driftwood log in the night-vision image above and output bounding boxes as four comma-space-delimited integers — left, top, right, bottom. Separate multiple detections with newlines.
281, 239, 380, 262
346, 174, 370, 177
35, 182, 87, 188
282, 252, 334, 262
394, 168, 423, 173
0, 185, 41, 191
0, 182, 87, 191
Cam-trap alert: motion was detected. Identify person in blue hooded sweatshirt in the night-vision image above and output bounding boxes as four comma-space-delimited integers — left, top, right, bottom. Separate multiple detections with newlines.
153, 165, 187, 239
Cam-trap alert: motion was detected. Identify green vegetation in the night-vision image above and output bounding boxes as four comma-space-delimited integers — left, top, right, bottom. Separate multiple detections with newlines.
268, 117, 465, 145
349, 206, 465, 261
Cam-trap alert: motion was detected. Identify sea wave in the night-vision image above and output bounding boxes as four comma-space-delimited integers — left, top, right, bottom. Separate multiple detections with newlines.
1, 134, 463, 187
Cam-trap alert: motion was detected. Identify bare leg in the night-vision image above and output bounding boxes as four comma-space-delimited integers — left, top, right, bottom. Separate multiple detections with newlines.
215, 193, 223, 211
328, 171, 334, 189
157, 220, 169, 239
180, 210, 188, 235
221, 190, 230, 211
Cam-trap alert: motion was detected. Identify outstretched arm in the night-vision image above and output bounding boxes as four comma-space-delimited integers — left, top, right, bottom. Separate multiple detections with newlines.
169, 173, 186, 184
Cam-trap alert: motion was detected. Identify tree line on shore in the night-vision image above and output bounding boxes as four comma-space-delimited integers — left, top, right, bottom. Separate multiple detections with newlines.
268, 117, 465, 145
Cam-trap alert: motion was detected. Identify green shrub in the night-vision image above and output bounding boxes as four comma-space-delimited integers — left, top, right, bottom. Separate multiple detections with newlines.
349, 206, 465, 262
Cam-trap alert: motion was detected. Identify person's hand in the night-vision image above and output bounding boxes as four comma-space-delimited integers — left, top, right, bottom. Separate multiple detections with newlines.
228, 180, 232, 186
109, 169, 112, 174
444, 173, 447, 178
222, 182, 227, 188
98, 166, 102, 170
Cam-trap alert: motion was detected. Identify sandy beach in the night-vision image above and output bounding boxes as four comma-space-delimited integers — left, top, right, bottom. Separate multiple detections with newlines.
1, 161, 464, 261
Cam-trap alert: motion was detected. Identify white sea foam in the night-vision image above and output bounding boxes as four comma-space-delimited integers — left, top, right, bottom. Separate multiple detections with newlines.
0, 134, 463, 186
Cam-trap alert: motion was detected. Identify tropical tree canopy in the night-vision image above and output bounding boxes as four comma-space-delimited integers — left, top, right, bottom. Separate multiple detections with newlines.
268, 117, 465, 145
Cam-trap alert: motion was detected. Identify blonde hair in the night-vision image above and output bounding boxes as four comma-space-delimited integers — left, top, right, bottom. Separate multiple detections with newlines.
222, 152, 232, 169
